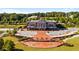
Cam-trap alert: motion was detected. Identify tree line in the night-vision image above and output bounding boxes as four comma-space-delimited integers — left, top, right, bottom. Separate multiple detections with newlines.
0, 12, 79, 27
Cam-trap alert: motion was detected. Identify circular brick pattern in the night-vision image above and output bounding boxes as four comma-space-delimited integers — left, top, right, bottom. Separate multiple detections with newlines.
21, 41, 64, 48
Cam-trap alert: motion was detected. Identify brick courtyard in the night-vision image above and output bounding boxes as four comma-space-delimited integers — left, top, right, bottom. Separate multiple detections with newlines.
21, 31, 64, 48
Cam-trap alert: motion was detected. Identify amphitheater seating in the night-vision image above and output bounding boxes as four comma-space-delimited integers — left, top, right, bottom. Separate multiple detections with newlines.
16, 28, 78, 38
16, 31, 37, 37
47, 28, 78, 36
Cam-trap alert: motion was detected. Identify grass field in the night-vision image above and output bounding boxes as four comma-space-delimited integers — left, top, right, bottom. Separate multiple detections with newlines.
0, 31, 4, 34
2, 36, 79, 51
0, 25, 26, 28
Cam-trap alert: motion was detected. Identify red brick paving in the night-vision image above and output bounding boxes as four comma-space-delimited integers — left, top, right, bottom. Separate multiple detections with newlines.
33, 31, 52, 41
21, 41, 64, 48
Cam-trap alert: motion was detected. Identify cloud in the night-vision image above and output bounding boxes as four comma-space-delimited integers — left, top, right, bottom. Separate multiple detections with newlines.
0, 8, 79, 14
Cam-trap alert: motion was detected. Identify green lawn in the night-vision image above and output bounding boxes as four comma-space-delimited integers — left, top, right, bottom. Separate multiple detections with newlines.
2, 36, 79, 51
0, 31, 4, 34
0, 25, 26, 28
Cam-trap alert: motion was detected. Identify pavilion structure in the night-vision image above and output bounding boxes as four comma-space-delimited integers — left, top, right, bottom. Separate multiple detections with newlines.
26, 20, 58, 30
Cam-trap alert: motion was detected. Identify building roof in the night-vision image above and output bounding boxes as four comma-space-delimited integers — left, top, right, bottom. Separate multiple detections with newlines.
28, 16, 37, 18
27, 20, 56, 23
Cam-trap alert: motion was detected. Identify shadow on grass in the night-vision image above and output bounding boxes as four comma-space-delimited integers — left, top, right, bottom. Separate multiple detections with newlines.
13, 48, 24, 51
63, 43, 74, 47
0, 48, 24, 51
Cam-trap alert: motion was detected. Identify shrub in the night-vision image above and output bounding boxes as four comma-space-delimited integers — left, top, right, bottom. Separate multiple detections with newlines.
0, 39, 4, 49
4, 40, 15, 51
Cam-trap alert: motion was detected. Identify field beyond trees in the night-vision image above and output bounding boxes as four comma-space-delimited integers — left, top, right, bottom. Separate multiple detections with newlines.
0, 24, 25, 28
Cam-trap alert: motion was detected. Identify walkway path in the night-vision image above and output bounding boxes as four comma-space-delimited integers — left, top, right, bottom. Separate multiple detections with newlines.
0, 32, 7, 37
63, 34, 79, 42
0, 28, 14, 31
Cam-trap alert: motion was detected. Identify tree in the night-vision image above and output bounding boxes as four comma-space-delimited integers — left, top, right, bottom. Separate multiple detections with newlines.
4, 40, 15, 51
12, 28, 17, 35
2, 16, 7, 23
21, 17, 27, 23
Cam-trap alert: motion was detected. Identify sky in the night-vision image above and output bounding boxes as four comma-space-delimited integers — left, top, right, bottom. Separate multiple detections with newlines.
0, 8, 79, 14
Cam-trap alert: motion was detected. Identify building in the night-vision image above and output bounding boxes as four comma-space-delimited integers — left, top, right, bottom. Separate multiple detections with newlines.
27, 20, 58, 30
